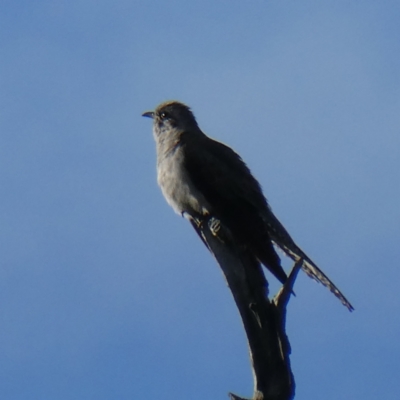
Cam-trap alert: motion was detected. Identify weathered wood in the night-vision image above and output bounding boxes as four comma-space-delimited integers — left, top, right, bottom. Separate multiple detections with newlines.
192, 217, 300, 400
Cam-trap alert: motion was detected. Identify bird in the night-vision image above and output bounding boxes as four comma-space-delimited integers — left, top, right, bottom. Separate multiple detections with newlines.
142, 100, 353, 311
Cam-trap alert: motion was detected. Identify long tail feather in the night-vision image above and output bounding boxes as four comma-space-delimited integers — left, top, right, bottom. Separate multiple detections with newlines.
282, 244, 354, 311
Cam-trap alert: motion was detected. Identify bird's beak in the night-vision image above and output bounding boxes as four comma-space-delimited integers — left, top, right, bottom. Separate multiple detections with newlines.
142, 111, 155, 119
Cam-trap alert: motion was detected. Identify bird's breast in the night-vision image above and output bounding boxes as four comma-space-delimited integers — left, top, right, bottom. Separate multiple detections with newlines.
157, 147, 211, 217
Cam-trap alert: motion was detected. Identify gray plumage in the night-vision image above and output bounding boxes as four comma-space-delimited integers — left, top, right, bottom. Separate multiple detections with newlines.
142, 100, 353, 311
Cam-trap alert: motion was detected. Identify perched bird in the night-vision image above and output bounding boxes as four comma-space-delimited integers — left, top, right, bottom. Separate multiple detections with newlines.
142, 101, 353, 311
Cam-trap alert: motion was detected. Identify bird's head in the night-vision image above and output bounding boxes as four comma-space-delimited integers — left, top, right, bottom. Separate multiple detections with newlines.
142, 101, 200, 139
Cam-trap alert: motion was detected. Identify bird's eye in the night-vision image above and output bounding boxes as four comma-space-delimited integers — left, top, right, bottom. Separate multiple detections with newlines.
160, 112, 169, 120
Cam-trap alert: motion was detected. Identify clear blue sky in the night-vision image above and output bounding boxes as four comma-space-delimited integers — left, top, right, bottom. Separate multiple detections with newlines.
1, 1, 399, 399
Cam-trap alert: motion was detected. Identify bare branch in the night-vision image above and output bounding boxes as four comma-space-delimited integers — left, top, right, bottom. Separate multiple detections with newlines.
194, 217, 297, 400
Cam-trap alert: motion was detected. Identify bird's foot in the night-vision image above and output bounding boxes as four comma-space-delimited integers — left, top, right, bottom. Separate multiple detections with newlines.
208, 217, 221, 237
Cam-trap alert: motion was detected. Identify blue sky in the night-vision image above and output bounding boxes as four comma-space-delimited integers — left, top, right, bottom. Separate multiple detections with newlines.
1, 1, 399, 399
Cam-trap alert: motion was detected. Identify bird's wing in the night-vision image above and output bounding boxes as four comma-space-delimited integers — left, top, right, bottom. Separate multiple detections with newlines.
182, 133, 353, 311
181, 133, 287, 284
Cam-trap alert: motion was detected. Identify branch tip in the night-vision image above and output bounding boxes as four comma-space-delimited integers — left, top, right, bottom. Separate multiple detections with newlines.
274, 259, 303, 310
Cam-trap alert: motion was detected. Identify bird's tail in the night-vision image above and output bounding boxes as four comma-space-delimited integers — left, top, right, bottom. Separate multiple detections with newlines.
265, 210, 354, 311
281, 243, 354, 311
